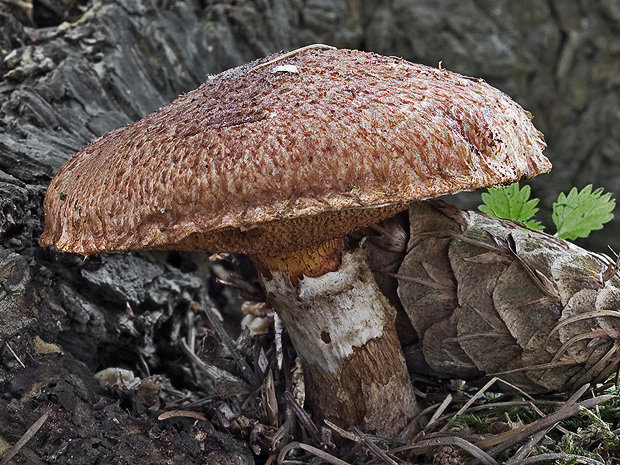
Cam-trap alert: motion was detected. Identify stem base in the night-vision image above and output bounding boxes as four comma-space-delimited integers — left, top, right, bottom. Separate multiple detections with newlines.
262, 248, 418, 435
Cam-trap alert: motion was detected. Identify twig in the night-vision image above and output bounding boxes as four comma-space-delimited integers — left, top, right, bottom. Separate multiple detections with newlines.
504, 424, 551, 464
251, 44, 337, 72
494, 378, 537, 401
506, 385, 591, 462
473, 423, 533, 450
199, 304, 254, 385
397, 435, 498, 465
438, 399, 564, 423
272, 404, 295, 449
407, 399, 464, 436
485, 393, 614, 459
526, 401, 571, 435
284, 391, 322, 444
324, 419, 361, 443
563, 384, 591, 412
441, 377, 499, 432
6, 342, 25, 368
510, 453, 604, 465
351, 428, 398, 465
1, 412, 49, 465
138, 352, 150, 378
264, 370, 278, 427
179, 338, 251, 392
186, 306, 197, 381
157, 410, 207, 421
3, 0, 32, 10
278, 442, 351, 465
425, 393, 452, 431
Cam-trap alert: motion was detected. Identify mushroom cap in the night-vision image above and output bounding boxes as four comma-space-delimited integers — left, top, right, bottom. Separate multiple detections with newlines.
40, 47, 550, 256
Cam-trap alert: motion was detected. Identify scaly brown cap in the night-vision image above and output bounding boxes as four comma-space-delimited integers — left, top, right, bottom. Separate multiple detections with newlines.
40, 47, 550, 256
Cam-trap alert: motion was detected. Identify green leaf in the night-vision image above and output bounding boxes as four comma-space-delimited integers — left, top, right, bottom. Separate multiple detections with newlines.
479, 182, 543, 230
552, 185, 615, 240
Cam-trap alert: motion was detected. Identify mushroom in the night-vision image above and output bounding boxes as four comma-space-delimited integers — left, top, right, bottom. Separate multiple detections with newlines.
39, 46, 550, 435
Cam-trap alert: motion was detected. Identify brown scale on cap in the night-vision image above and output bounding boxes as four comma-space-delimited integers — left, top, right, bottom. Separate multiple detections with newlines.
40, 46, 551, 435
40, 47, 550, 263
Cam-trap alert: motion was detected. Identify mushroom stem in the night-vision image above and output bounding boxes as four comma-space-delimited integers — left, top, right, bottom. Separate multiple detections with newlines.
255, 246, 418, 435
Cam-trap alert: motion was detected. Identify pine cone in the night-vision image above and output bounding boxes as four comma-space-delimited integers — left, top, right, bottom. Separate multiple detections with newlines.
369, 200, 620, 393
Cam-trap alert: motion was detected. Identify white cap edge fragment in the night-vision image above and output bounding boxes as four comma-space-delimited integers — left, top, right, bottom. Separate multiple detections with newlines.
271, 64, 299, 74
